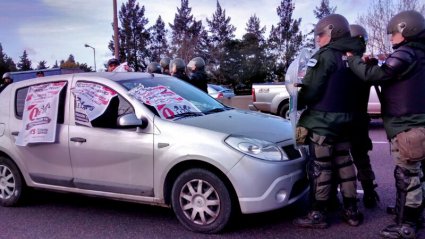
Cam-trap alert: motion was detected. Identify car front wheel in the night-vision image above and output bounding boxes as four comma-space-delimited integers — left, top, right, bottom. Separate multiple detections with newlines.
0, 157, 25, 207
171, 168, 233, 233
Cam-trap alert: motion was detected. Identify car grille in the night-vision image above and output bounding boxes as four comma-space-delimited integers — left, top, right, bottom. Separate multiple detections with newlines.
282, 144, 302, 160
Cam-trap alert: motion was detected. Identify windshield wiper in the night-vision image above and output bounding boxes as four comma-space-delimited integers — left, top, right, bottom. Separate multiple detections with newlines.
203, 107, 231, 114
171, 112, 204, 120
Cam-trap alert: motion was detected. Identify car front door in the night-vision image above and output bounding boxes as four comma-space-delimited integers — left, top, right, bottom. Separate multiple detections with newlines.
68, 80, 154, 196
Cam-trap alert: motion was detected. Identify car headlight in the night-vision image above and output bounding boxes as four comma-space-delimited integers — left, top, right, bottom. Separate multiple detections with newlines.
225, 136, 289, 161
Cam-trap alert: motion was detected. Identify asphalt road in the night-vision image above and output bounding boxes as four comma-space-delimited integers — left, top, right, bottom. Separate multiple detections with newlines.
1, 97, 424, 239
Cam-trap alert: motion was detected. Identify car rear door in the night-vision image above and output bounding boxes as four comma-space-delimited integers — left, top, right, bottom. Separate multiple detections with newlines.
8, 78, 73, 187
68, 79, 154, 197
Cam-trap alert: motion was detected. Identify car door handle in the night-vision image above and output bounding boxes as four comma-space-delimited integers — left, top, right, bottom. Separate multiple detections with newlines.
11, 131, 19, 136
70, 137, 87, 143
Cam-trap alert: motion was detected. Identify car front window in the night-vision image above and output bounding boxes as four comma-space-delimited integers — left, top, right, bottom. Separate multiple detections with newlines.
119, 77, 228, 119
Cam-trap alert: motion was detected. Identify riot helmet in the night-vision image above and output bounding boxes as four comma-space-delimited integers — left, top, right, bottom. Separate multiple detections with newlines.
350, 24, 368, 42
160, 57, 171, 69
387, 10, 425, 39
314, 14, 350, 40
170, 58, 186, 73
147, 62, 161, 74
187, 57, 205, 71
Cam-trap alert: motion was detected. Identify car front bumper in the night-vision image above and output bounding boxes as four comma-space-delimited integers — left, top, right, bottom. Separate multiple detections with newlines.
227, 147, 309, 214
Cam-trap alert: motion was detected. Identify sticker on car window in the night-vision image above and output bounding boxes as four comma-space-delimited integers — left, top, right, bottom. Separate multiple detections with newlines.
15, 82, 67, 146
72, 82, 118, 127
129, 85, 203, 120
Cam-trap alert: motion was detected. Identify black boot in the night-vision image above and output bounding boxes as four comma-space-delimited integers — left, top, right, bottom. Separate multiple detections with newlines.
293, 200, 329, 229
342, 197, 363, 226
293, 210, 329, 229
361, 180, 380, 208
380, 206, 418, 239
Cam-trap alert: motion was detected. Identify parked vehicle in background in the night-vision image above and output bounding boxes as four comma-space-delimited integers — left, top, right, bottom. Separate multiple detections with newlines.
0, 72, 308, 234
249, 82, 290, 119
207, 84, 235, 99
250, 82, 382, 120
368, 86, 381, 118
10, 68, 84, 82
234, 83, 252, 95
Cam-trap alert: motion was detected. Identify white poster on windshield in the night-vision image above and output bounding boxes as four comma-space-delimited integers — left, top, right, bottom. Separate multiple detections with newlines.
72, 82, 118, 127
15, 82, 67, 146
129, 85, 202, 120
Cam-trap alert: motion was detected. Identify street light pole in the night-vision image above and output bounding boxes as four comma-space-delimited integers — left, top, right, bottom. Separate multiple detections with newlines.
84, 44, 96, 72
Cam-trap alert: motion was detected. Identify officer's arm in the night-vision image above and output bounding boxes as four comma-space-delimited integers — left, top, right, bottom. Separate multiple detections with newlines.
298, 53, 334, 107
347, 48, 414, 83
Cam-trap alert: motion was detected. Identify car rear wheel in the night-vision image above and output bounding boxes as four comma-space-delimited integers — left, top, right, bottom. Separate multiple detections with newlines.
279, 103, 290, 119
171, 168, 232, 233
0, 157, 25, 207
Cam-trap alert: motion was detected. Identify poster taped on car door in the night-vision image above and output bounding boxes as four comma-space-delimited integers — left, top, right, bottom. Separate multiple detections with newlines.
285, 48, 313, 142
72, 82, 118, 127
15, 81, 67, 146
129, 85, 203, 120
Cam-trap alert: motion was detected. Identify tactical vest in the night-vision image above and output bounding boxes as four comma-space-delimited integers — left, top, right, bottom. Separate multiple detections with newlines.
381, 46, 425, 117
310, 50, 357, 113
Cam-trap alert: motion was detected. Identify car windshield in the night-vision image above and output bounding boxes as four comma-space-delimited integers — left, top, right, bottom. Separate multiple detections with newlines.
118, 76, 229, 119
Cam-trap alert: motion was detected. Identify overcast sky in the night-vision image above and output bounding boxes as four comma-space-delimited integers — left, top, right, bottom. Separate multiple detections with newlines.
0, 0, 366, 71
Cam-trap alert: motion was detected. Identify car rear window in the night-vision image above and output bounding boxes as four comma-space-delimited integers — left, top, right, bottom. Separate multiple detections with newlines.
15, 82, 67, 124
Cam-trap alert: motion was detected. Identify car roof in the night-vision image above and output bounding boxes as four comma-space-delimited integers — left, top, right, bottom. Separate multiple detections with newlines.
74, 72, 173, 82
7, 72, 174, 88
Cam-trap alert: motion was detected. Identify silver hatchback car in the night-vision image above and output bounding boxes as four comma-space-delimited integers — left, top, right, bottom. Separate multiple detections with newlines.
0, 72, 308, 233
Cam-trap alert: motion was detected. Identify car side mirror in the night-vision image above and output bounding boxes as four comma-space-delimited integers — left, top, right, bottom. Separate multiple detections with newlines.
117, 113, 148, 129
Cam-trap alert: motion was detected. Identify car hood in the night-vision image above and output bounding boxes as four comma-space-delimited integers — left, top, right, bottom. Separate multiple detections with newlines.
177, 109, 293, 143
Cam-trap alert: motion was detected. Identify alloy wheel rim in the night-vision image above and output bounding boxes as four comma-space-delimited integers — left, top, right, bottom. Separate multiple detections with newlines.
179, 179, 220, 225
0, 165, 15, 200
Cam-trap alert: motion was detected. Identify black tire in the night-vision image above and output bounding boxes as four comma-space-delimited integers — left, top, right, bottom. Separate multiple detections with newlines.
171, 168, 233, 234
0, 156, 25, 207
279, 103, 290, 119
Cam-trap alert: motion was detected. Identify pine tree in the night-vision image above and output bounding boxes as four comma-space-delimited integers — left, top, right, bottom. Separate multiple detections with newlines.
313, 0, 337, 19
52, 60, 59, 68
36, 60, 48, 70
304, 0, 337, 48
245, 14, 266, 44
0, 43, 16, 75
169, 0, 203, 62
267, 0, 303, 80
148, 16, 169, 62
17, 50, 33, 71
78, 63, 93, 72
109, 0, 150, 71
60, 54, 78, 68
206, 0, 236, 83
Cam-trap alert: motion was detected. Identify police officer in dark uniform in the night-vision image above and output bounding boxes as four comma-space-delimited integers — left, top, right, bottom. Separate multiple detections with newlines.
349, 24, 380, 208
0, 72, 13, 93
347, 10, 425, 239
187, 57, 208, 93
293, 14, 364, 229
160, 57, 171, 75
169, 58, 190, 82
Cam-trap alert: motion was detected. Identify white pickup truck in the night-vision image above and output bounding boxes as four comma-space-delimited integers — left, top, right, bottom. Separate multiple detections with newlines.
249, 82, 290, 119
249, 83, 381, 119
